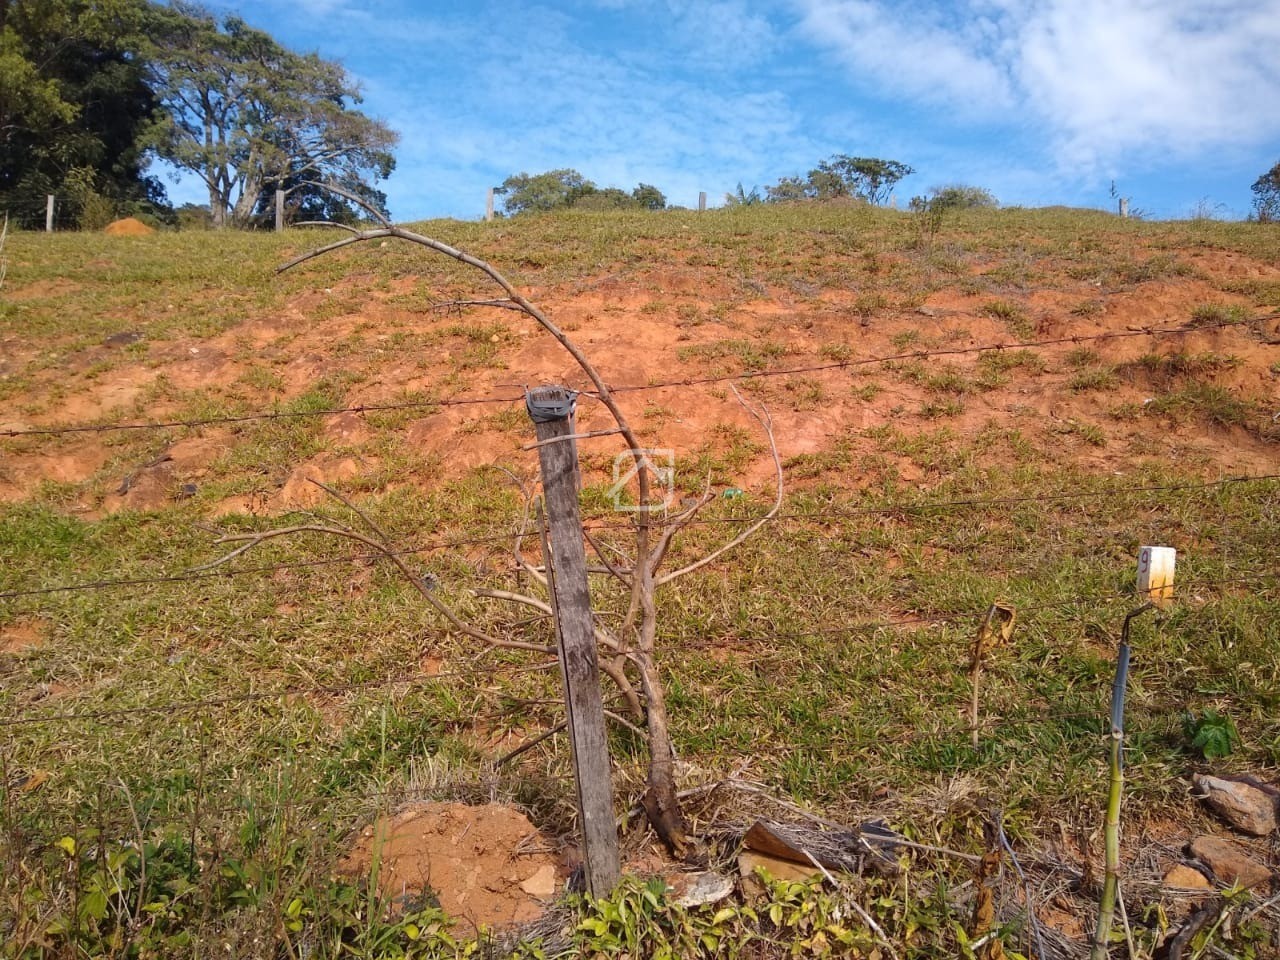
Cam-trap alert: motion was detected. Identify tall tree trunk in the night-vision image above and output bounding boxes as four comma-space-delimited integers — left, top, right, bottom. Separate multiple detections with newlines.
231, 176, 261, 227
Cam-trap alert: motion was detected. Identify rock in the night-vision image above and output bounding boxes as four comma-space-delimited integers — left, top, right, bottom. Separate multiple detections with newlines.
1189, 836, 1272, 888
738, 852, 825, 899
518, 864, 557, 899
1163, 864, 1211, 889
1193, 774, 1278, 836
674, 871, 734, 908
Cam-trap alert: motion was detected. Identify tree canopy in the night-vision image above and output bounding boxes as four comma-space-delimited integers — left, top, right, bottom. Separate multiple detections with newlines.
1250, 161, 1280, 223
765, 154, 914, 205
0, 0, 167, 228
0, 0, 398, 229
496, 169, 666, 215
909, 184, 998, 212
146, 2, 397, 228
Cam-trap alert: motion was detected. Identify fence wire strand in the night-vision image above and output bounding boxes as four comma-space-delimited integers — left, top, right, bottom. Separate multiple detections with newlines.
2, 313, 1272, 440
1, 572, 1273, 731
2, 473, 1275, 602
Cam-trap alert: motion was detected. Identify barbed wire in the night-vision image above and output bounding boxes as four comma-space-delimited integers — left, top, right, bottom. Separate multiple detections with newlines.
2, 314, 1270, 440
0, 659, 555, 729
1, 572, 1272, 731
0, 393, 523, 439
597, 313, 1278, 394
2, 474, 1274, 602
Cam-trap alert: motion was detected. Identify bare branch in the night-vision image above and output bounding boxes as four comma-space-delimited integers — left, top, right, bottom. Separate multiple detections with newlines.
296, 178, 392, 227
583, 527, 633, 589
520, 428, 624, 451
430, 298, 523, 313
474, 589, 622, 653
201, 522, 534, 653
292, 220, 362, 235
277, 229, 393, 272
655, 386, 782, 586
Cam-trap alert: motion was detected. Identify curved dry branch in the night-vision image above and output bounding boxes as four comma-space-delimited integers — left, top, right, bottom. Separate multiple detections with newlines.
655, 387, 782, 586
203, 523, 548, 656
472, 593, 643, 719
292, 221, 362, 235
277, 228, 393, 272
431, 298, 523, 312
296, 179, 392, 228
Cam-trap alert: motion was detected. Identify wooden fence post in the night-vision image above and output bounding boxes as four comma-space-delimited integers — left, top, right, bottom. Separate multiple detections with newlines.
275, 189, 285, 232
485, 188, 495, 222
525, 386, 620, 896
46, 195, 55, 233
1119, 198, 1129, 219
698, 191, 707, 212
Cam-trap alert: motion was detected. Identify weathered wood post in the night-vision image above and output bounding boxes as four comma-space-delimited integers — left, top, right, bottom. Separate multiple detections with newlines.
275, 189, 285, 232
46, 195, 55, 233
485, 188, 495, 222
525, 386, 620, 896
1119, 198, 1130, 219
698, 191, 707, 212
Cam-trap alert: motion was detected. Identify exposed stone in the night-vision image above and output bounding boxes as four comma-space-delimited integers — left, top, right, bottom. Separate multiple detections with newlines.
518, 864, 557, 899
1163, 864, 1211, 890
674, 870, 734, 908
1189, 836, 1272, 888
1193, 774, 1278, 836
738, 851, 825, 900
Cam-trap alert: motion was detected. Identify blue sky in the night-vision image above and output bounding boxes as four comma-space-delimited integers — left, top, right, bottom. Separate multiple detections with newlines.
167, 0, 1280, 221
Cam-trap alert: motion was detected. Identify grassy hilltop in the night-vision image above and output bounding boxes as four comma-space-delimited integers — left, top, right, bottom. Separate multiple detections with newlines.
1, 205, 1278, 955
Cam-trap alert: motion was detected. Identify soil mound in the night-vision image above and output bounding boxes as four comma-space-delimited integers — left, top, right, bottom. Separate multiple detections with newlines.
103, 217, 154, 236
338, 802, 563, 932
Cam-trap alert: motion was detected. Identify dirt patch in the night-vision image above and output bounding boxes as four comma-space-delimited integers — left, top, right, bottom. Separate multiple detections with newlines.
274, 455, 374, 509
0, 442, 112, 503
338, 802, 562, 932
0, 619, 49, 654
103, 217, 155, 237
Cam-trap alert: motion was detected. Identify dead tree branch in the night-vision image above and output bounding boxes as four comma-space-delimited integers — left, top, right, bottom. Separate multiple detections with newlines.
275, 210, 782, 859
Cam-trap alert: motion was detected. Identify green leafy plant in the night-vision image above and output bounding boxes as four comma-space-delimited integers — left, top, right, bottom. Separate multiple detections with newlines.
1183, 708, 1240, 759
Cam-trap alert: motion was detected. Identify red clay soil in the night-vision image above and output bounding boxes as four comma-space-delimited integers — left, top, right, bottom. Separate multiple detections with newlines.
102, 217, 155, 236
2, 240, 1278, 510
337, 802, 564, 933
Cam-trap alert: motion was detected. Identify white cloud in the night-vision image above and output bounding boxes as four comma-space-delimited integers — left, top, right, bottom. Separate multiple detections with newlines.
793, 0, 1016, 112
792, 0, 1280, 171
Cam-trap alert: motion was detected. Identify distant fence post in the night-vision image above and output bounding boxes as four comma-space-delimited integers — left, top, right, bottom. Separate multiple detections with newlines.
275, 189, 285, 232
485, 188, 495, 222
698, 191, 707, 212
1119, 198, 1129, 219
46, 195, 55, 233
525, 385, 620, 897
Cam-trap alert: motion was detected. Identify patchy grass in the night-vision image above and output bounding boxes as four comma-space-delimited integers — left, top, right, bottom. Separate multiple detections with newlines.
2, 206, 1278, 956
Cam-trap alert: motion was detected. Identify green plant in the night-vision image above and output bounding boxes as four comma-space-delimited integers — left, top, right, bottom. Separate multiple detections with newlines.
1183, 708, 1239, 759
980, 299, 1033, 339
1250, 159, 1280, 222
1188, 302, 1250, 327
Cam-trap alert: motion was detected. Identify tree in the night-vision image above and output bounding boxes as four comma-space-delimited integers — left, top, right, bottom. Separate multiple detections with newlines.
497, 171, 667, 215
910, 184, 998, 212
0, 0, 167, 228
631, 182, 666, 210
146, 2, 397, 228
814, 155, 912, 204
252, 200, 783, 861
765, 154, 914, 206
572, 186, 634, 211
1251, 161, 1280, 223
496, 169, 595, 214
723, 182, 763, 206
